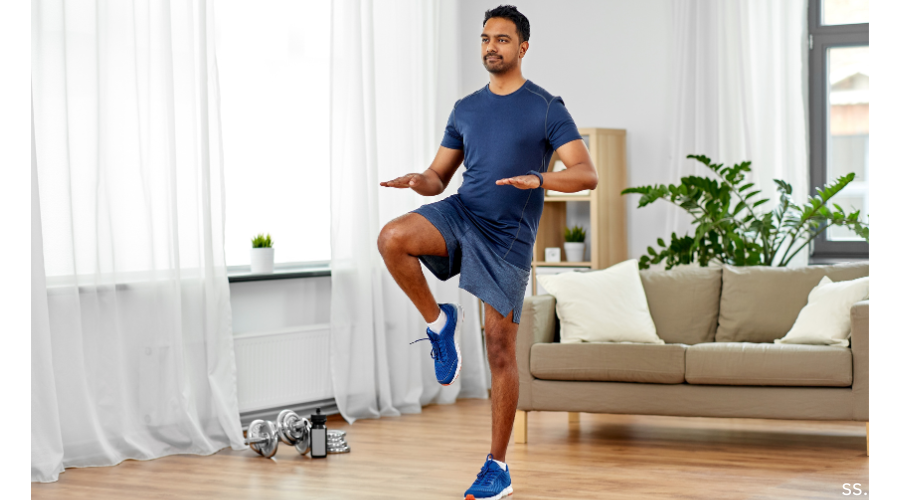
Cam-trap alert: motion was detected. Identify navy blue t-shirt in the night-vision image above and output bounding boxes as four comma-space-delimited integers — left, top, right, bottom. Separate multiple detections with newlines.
441, 80, 582, 270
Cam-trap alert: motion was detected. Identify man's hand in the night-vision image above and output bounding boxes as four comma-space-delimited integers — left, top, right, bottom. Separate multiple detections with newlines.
380, 147, 464, 197
381, 173, 428, 189
380, 171, 447, 196
496, 174, 541, 190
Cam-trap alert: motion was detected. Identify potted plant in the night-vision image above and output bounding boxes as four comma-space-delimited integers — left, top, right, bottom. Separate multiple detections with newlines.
250, 233, 274, 274
563, 225, 587, 262
621, 154, 869, 269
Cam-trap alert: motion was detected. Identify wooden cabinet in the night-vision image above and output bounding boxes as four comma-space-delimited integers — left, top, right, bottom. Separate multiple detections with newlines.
531, 128, 628, 294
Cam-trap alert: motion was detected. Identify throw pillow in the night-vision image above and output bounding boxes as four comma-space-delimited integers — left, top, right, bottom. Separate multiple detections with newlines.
715, 262, 868, 343
775, 275, 869, 347
536, 259, 664, 344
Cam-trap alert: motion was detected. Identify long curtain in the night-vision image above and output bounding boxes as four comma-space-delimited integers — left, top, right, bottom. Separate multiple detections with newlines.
329, 0, 489, 423
31, 0, 244, 482
32, 98, 65, 483
667, 0, 810, 266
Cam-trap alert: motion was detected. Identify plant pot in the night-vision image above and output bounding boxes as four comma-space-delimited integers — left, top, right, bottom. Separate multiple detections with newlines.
250, 247, 274, 274
564, 242, 585, 262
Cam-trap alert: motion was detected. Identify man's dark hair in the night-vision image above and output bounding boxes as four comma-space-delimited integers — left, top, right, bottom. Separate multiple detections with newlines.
483, 5, 530, 43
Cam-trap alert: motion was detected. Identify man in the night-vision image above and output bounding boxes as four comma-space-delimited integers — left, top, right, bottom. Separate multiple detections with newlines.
377, 5, 597, 499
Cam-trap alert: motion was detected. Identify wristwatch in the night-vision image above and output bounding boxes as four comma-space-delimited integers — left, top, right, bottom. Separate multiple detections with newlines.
527, 170, 543, 188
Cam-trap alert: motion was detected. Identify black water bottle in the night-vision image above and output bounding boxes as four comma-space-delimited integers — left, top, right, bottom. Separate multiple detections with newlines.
310, 408, 328, 458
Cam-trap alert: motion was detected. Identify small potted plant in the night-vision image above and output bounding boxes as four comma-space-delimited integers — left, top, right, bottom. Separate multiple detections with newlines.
250, 233, 274, 274
563, 225, 586, 262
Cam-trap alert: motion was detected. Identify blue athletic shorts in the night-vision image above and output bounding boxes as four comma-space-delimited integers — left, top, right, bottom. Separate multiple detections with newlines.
412, 195, 531, 324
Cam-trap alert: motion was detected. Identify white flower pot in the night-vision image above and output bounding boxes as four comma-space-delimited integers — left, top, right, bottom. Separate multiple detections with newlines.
250, 247, 274, 274
564, 242, 585, 262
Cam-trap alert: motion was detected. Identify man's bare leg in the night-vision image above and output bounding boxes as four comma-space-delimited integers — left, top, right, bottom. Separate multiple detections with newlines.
483, 303, 519, 462
377, 213, 448, 323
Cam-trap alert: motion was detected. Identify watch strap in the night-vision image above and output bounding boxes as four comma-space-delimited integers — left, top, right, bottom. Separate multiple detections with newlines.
527, 170, 543, 188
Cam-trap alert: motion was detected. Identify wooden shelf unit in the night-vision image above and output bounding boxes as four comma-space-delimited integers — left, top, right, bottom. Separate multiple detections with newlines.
532, 261, 592, 267
531, 128, 628, 294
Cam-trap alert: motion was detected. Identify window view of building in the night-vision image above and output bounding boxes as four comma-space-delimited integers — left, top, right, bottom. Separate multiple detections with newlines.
827, 45, 868, 241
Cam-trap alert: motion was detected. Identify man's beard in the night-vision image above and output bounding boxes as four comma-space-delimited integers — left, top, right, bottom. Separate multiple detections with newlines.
483, 54, 514, 74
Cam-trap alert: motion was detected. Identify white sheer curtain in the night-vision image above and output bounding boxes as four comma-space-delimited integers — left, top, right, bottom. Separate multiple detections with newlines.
667, 0, 810, 266
31, 0, 244, 482
32, 98, 65, 483
329, 0, 489, 423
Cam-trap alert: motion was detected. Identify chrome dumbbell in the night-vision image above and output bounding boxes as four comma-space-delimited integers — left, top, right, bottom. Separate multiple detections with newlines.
245, 419, 279, 458
327, 429, 350, 454
275, 409, 312, 455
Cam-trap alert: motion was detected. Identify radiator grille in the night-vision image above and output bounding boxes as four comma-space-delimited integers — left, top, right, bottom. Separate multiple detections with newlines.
233, 324, 333, 413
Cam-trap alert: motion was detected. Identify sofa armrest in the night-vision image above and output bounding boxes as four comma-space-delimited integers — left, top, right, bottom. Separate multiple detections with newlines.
516, 294, 556, 410
851, 299, 869, 421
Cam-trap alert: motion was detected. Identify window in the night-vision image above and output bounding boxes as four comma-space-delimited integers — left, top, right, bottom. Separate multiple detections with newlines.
808, 0, 868, 260
215, 1, 332, 267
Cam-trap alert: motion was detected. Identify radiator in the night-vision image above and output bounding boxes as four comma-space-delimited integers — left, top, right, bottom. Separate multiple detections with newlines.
233, 324, 333, 413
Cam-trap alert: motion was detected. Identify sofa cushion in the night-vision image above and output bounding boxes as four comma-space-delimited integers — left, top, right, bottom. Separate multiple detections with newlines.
640, 266, 722, 344
685, 342, 852, 387
715, 262, 869, 343
538, 259, 664, 344
531, 343, 686, 384
777, 275, 869, 347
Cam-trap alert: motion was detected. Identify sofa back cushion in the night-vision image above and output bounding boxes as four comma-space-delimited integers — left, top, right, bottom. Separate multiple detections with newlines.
639, 266, 722, 345
715, 262, 869, 343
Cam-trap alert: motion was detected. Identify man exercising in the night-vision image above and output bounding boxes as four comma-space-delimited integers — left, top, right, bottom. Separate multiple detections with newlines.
377, 5, 597, 499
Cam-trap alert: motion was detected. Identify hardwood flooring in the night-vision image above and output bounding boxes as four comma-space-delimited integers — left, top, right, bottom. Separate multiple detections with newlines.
32, 398, 868, 499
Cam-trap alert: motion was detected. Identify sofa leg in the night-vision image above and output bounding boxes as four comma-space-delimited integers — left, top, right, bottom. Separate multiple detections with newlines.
514, 410, 528, 444
568, 412, 580, 424
866, 422, 869, 456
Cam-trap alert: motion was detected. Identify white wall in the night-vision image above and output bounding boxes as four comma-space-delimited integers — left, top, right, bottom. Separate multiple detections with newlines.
230, 277, 330, 334
230, 277, 333, 412
458, 0, 674, 260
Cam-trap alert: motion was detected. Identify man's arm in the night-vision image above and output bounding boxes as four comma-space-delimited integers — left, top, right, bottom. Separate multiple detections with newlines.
380, 146, 465, 196
495, 138, 599, 191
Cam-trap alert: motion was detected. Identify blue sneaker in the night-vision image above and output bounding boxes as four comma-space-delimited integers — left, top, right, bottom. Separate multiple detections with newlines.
410, 303, 462, 386
464, 454, 513, 500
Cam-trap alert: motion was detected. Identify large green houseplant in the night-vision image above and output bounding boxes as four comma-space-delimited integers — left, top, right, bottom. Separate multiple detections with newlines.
621, 155, 869, 270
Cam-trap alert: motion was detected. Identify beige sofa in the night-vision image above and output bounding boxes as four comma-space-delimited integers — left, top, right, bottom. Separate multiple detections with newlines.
514, 262, 869, 452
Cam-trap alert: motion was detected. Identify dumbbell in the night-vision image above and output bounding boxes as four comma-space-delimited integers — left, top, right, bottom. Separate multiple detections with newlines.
327, 429, 350, 454
244, 419, 280, 458
275, 409, 312, 455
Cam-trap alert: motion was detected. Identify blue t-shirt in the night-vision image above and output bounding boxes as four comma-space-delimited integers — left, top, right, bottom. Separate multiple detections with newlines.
441, 80, 582, 270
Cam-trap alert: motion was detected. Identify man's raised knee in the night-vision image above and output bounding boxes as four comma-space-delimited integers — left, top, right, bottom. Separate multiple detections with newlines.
377, 223, 404, 257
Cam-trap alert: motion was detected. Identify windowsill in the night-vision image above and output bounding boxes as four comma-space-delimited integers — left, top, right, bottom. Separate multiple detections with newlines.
808, 256, 869, 265
227, 261, 331, 283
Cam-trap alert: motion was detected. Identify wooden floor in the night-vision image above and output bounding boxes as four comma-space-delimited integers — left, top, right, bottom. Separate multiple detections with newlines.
32, 398, 868, 499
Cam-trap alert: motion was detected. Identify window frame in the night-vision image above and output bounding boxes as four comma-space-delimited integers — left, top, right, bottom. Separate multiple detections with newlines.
808, 1, 869, 261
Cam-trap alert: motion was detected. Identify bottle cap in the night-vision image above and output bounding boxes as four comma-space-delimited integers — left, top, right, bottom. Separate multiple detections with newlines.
311, 407, 327, 426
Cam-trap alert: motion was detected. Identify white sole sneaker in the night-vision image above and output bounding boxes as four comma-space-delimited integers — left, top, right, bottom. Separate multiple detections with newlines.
465, 485, 513, 500
442, 303, 463, 386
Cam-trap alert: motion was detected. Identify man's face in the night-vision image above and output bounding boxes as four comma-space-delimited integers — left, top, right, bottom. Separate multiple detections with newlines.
481, 17, 526, 74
